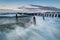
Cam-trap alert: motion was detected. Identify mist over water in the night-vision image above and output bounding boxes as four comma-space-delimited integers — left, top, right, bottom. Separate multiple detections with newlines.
0, 16, 60, 40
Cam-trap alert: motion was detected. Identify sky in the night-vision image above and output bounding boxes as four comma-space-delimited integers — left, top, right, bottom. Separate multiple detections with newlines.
0, 0, 60, 9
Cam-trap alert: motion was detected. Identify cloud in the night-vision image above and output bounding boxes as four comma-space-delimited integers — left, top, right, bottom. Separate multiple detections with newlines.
30, 4, 60, 11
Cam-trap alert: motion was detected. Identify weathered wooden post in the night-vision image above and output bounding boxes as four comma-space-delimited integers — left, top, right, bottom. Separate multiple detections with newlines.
33, 16, 36, 25
16, 14, 18, 18
42, 14, 45, 20
16, 14, 18, 24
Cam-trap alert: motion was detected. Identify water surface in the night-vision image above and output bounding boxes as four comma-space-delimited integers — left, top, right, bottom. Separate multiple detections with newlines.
0, 16, 60, 40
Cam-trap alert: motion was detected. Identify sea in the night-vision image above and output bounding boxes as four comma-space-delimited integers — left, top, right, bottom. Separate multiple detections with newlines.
0, 13, 60, 40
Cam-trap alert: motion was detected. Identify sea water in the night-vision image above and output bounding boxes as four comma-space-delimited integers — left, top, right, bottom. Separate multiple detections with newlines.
0, 15, 60, 40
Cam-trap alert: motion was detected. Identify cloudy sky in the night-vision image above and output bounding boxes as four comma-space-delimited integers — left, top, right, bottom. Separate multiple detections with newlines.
0, 0, 60, 9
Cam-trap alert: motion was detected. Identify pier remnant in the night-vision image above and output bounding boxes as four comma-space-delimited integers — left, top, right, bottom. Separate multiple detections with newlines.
16, 14, 18, 18
16, 14, 18, 24
33, 16, 36, 25
42, 14, 45, 20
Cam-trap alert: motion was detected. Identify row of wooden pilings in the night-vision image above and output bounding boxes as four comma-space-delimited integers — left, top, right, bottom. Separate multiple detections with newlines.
17, 12, 60, 17
43, 13, 60, 17
16, 12, 60, 25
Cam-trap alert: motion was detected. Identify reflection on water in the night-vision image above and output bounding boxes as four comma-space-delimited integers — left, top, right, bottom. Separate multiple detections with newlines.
0, 16, 60, 40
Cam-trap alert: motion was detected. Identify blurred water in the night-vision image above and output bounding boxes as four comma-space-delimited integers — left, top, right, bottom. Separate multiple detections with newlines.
0, 16, 60, 40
